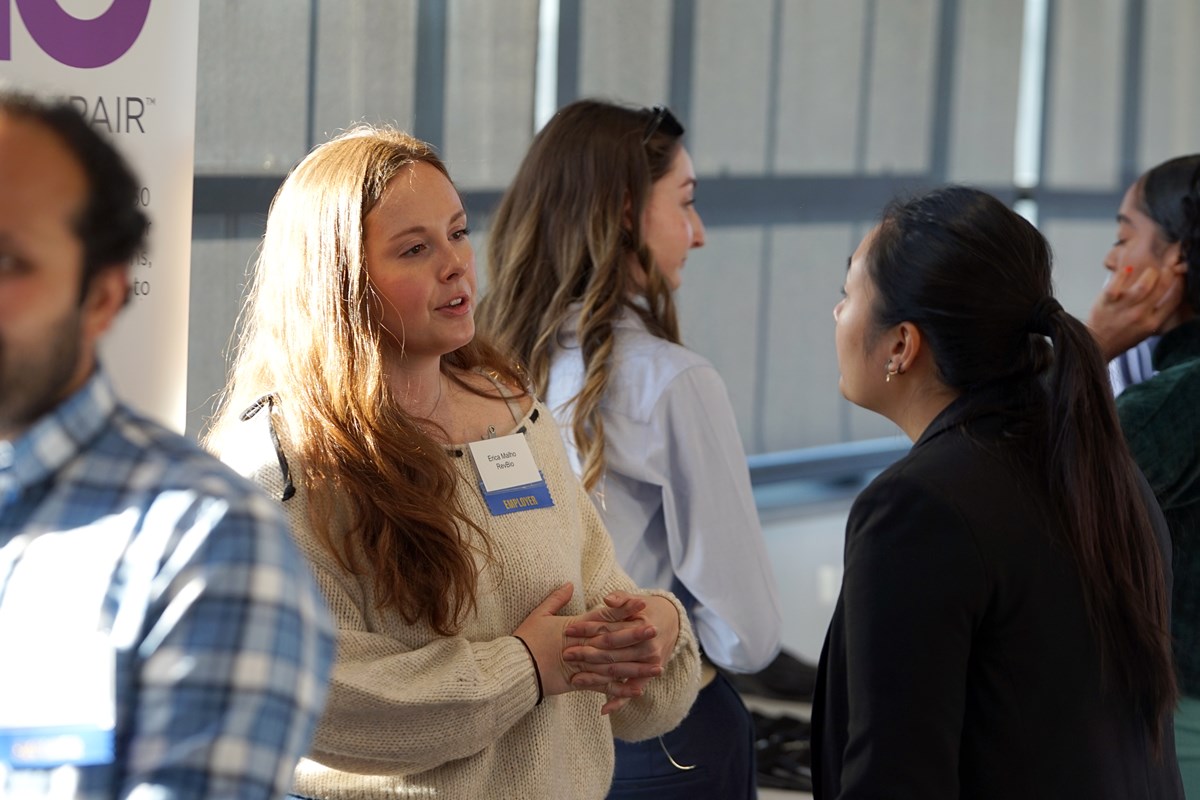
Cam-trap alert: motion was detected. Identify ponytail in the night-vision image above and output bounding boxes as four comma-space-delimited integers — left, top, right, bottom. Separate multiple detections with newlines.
1038, 302, 1177, 752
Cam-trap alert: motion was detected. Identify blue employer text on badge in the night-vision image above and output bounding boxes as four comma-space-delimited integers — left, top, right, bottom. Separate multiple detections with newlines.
477, 477, 555, 516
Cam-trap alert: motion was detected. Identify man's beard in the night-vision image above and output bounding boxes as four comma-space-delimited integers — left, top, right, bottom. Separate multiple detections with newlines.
0, 311, 84, 438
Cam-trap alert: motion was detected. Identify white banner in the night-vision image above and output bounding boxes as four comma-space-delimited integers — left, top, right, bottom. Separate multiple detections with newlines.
0, 0, 199, 432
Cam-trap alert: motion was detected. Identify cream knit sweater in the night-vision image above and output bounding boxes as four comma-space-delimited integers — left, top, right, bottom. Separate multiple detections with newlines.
219, 397, 700, 799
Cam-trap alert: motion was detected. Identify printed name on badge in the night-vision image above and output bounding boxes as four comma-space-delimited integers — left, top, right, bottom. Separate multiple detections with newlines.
468, 433, 542, 493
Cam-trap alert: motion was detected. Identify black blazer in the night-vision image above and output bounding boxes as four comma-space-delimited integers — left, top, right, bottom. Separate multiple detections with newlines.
812, 397, 1183, 799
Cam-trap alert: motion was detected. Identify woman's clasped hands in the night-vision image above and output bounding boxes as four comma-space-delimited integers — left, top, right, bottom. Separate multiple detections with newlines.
513, 583, 681, 715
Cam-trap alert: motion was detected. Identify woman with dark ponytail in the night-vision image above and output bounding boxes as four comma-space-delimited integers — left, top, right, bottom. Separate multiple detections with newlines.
814, 185, 1183, 798
1093, 154, 1200, 794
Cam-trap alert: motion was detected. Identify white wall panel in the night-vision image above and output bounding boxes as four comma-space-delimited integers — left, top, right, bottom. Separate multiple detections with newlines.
195, 1, 310, 174
578, 0, 672, 104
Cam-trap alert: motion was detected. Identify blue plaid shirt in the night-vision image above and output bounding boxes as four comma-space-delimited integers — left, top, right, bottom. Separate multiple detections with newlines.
0, 370, 334, 799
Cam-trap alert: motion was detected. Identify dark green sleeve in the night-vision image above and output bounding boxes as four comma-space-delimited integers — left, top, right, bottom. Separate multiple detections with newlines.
1116, 379, 1200, 512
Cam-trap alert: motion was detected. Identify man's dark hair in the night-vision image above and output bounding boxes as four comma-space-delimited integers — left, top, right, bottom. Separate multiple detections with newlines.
0, 89, 149, 296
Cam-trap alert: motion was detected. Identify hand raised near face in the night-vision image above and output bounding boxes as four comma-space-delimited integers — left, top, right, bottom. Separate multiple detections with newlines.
1088, 264, 1186, 361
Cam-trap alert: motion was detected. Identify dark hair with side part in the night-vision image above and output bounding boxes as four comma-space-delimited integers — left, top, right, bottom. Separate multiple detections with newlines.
478, 99, 684, 491
0, 89, 148, 297
1138, 153, 1200, 310
867, 185, 1177, 751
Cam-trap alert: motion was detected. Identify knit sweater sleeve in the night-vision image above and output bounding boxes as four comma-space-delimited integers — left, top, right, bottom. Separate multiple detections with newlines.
574, 476, 701, 742
293, 534, 541, 775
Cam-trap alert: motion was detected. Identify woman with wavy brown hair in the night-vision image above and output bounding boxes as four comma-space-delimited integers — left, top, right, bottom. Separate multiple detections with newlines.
204, 125, 700, 800
478, 100, 780, 799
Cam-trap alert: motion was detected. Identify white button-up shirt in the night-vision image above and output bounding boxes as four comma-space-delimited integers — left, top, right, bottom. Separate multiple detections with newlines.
547, 307, 782, 672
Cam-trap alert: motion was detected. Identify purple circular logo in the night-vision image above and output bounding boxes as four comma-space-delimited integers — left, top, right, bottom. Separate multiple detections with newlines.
1, 0, 152, 69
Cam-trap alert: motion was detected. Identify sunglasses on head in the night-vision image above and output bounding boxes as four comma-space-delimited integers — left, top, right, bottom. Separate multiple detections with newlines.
641, 106, 685, 145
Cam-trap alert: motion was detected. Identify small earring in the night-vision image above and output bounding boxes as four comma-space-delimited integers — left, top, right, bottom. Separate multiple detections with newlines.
886, 359, 899, 382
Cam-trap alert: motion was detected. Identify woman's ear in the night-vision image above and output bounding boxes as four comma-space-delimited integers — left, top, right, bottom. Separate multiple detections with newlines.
891, 321, 923, 375
1167, 241, 1188, 273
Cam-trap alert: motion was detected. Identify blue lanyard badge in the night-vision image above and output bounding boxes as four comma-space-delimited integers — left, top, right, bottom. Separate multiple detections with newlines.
468, 432, 555, 516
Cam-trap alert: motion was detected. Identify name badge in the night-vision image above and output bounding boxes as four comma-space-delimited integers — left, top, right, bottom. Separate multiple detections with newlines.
0, 633, 116, 770
468, 433, 555, 515
0, 528, 123, 772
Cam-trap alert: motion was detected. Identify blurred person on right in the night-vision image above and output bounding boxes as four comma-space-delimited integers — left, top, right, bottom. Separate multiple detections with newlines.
815, 185, 1184, 798
1087, 154, 1200, 794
